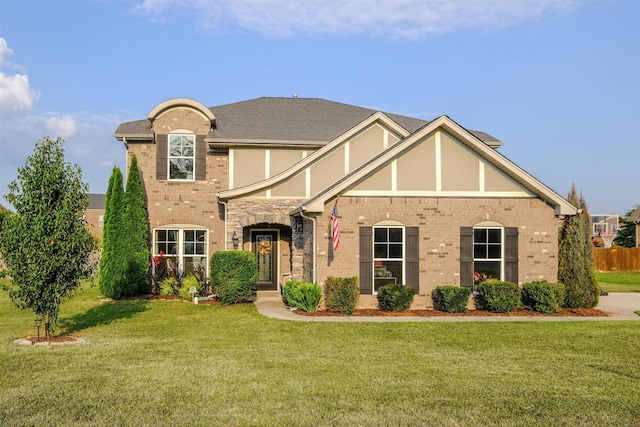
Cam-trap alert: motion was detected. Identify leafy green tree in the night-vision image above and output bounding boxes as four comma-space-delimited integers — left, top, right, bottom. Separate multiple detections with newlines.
0, 204, 11, 230
613, 205, 638, 248
123, 155, 149, 295
99, 167, 126, 299
558, 184, 599, 308
0, 137, 96, 338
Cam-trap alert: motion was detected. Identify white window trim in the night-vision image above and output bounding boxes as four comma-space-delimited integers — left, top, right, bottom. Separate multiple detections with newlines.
372, 225, 405, 295
168, 133, 196, 181
153, 226, 208, 274
473, 226, 505, 281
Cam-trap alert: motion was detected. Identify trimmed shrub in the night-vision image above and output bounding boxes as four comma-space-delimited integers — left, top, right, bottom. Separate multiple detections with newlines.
283, 280, 322, 313
475, 281, 520, 313
432, 286, 472, 313
522, 281, 565, 314
282, 279, 304, 308
377, 283, 415, 312
325, 276, 359, 315
210, 251, 258, 305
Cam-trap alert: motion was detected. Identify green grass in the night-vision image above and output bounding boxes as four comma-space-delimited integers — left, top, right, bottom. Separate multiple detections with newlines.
596, 271, 640, 292
1, 280, 639, 426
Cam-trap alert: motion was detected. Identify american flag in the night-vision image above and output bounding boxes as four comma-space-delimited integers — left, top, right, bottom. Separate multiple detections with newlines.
331, 198, 340, 252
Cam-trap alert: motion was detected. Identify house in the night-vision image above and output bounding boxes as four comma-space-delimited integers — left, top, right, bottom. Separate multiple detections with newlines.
85, 193, 105, 240
114, 97, 576, 308
627, 206, 640, 248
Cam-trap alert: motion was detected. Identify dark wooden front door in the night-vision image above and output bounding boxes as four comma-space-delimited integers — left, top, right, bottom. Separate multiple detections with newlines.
252, 230, 278, 291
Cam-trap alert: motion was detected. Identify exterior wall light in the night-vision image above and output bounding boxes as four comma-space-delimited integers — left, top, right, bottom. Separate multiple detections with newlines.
232, 230, 239, 250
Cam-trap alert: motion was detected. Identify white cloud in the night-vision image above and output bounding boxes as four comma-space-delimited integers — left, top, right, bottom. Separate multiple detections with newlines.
46, 115, 77, 139
0, 38, 14, 67
0, 38, 40, 111
0, 72, 41, 111
133, 0, 579, 38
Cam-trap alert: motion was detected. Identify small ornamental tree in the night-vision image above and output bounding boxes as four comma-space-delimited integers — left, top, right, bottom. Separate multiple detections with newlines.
123, 156, 149, 295
558, 184, 599, 308
0, 137, 97, 338
99, 167, 126, 299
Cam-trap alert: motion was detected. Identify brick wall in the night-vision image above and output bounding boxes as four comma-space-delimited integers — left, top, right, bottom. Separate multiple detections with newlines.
125, 108, 228, 260
315, 196, 558, 308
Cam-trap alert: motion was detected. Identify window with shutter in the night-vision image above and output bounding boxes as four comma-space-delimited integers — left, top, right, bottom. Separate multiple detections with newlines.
462, 225, 519, 286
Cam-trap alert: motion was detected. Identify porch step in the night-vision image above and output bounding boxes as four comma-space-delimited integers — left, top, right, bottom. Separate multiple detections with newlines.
257, 290, 280, 299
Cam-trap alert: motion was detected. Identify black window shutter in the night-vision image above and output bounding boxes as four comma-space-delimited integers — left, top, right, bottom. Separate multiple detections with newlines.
405, 227, 420, 293
505, 227, 519, 283
156, 134, 168, 180
460, 227, 473, 288
359, 227, 373, 294
195, 135, 206, 181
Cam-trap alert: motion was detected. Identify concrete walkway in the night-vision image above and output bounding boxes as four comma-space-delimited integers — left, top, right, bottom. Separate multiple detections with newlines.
254, 292, 640, 322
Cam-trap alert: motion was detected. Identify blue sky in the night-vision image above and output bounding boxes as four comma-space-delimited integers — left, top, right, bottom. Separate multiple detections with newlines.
1, 0, 638, 215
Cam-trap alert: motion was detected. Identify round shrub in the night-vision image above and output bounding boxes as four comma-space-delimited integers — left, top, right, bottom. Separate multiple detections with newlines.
521, 281, 565, 314
377, 283, 415, 312
432, 286, 472, 313
325, 276, 359, 315
179, 274, 202, 299
475, 281, 520, 313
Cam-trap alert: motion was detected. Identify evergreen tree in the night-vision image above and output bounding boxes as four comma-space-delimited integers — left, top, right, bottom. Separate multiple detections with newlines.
613, 206, 638, 248
123, 156, 149, 295
99, 167, 126, 299
558, 183, 599, 308
0, 137, 96, 338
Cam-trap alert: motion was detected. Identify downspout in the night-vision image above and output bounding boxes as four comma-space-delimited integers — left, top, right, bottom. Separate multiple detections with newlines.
217, 194, 228, 251
299, 210, 316, 284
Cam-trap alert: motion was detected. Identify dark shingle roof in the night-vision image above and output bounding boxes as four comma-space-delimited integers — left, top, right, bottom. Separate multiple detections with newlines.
88, 193, 105, 210
115, 97, 502, 146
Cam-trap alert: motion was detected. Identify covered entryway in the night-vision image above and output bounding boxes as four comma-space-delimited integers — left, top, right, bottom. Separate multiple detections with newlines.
252, 230, 279, 291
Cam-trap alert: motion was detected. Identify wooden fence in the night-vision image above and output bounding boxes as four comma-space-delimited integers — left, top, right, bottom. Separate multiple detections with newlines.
592, 246, 640, 271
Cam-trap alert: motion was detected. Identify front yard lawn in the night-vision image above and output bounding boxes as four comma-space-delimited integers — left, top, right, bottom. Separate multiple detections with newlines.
596, 271, 640, 292
1, 280, 638, 426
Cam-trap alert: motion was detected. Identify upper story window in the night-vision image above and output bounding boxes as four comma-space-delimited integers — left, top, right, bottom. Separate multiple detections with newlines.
169, 134, 195, 180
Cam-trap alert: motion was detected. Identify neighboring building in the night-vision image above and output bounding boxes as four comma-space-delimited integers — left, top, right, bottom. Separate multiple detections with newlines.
114, 97, 576, 308
590, 214, 620, 237
85, 193, 105, 240
628, 206, 640, 248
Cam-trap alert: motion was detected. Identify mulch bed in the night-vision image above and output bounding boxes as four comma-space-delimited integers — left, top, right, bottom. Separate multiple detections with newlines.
295, 307, 609, 317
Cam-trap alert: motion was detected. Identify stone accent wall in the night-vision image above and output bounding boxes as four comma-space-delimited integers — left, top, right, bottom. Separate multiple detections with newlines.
314, 196, 558, 308
227, 198, 305, 279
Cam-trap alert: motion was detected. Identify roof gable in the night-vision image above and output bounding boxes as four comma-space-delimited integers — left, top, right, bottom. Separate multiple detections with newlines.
299, 116, 576, 216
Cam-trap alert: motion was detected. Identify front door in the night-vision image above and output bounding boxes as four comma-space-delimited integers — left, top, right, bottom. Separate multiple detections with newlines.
252, 230, 278, 291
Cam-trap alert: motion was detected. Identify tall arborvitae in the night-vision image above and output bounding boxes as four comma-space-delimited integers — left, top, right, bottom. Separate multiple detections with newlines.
123, 155, 149, 295
558, 183, 599, 308
99, 167, 126, 299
